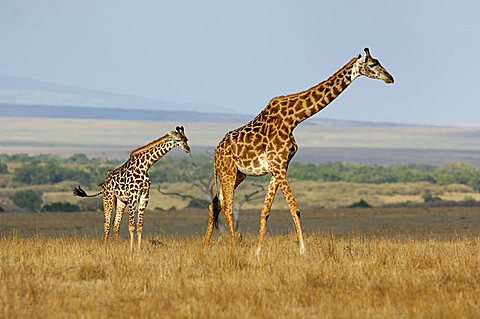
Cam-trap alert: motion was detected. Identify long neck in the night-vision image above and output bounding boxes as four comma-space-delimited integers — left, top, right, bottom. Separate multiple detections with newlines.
129, 135, 175, 172
266, 56, 358, 129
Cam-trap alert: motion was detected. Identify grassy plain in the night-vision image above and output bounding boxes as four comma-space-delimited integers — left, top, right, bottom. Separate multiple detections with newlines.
1, 231, 479, 318
2, 206, 480, 318
2, 115, 480, 317
3, 116, 480, 165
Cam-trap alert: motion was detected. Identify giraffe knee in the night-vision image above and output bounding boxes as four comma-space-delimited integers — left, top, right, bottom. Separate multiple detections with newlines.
296, 210, 301, 218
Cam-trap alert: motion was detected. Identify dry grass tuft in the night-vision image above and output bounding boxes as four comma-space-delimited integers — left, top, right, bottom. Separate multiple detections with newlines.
1, 234, 479, 318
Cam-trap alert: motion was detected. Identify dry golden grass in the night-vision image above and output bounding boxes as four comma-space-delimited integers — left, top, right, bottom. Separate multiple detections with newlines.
1, 233, 479, 318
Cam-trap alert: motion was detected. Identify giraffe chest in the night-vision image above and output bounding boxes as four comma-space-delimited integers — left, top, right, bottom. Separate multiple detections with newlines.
237, 152, 270, 176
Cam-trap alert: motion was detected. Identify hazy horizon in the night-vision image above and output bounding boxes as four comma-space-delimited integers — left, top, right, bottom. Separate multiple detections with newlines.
1, 1, 479, 126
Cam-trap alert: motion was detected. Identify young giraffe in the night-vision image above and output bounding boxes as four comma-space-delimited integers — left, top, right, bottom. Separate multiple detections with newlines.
204, 48, 394, 255
73, 126, 190, 249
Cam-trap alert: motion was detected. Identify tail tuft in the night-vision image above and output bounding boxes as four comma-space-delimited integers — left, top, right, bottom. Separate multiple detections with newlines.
73, 185, 88, 197
212, 195, 221, 229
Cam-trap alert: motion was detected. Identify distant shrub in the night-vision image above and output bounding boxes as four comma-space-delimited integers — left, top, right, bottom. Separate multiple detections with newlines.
4, 153, 480, 191
12, 162, 99, 186
423, 193, 442, 203
69, 153, 90, 164
186, 198, 210, 209
349, 199, 372, 208
10, 189, 43, 212
41, 202, 81, 212
0, 162, 7, 174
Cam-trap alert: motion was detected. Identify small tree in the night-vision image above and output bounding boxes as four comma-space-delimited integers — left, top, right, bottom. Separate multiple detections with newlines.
349, 199, 372, 208
156, 150, 265, 231
0, 162, 7, 174
158, 183, 264, 231
11, 189, 43, 212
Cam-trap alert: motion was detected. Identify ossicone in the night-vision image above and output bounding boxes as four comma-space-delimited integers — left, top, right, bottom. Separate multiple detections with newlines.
176, 126, 184, 133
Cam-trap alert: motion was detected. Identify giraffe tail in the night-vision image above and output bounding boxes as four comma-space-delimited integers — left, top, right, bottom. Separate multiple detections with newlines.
73, 185, 102, 198
211, 195, 221, 229
210, 155, 221, 229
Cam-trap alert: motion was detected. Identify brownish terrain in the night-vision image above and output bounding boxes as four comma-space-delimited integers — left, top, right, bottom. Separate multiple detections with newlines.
1, 206, 479, 239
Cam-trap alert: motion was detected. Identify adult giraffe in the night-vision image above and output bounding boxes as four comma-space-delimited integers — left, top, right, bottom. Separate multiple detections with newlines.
204, 48, 394, 255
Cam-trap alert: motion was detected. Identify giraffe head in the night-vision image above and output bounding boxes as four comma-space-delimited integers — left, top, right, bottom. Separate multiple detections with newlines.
169, 126, 191, 153
351, 48, 394, 84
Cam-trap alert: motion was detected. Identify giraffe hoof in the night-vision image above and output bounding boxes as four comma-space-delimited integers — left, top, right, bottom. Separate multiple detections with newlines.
299, 245, 306, 255
255, 247, 262, 259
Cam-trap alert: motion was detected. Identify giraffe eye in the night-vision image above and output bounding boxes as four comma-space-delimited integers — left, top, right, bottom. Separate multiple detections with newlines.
369, 59, 380, 68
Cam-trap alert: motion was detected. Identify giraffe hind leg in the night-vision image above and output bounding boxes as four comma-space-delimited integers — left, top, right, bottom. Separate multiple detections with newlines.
219, 173, 236, 246
102, 193, 115, 243
233, 171, 246, 231
204, 195, 220, 247
256, 175, 279, 257
113, 198, 127, 241
204, 167, 243, 248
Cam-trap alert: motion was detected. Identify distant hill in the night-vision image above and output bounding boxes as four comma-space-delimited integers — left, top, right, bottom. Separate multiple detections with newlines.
0, 103, 253, 123
0, 102, 423, 129
0, 75, 236, 113
0, 75, 427, 128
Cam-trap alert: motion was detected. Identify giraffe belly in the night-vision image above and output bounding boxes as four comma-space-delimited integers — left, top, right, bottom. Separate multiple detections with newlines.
237, 153, 270, 176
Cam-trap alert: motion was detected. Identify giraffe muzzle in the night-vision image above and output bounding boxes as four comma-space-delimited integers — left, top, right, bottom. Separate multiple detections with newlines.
384, 73, 394, 84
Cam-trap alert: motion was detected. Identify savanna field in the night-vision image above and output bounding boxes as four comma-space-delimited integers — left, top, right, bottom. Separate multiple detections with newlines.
1, 232, 479, 318
1, 207, 480, 318
2, 154, 480, 318
3, 2, 480, 318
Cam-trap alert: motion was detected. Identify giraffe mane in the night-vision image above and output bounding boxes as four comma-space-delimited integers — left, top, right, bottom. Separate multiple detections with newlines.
269, 56, 358, 102
130, 134, 170, 157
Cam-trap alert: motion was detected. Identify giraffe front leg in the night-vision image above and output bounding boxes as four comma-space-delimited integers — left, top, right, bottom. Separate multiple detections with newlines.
113, 199, 127, 241
136, 190, 150, 250
128, 201, 137, 251
256, 175, 278, 257
278, 177, 306, 255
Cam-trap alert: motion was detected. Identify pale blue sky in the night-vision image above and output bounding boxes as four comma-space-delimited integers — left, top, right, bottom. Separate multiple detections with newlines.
1, 1, 479, 126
